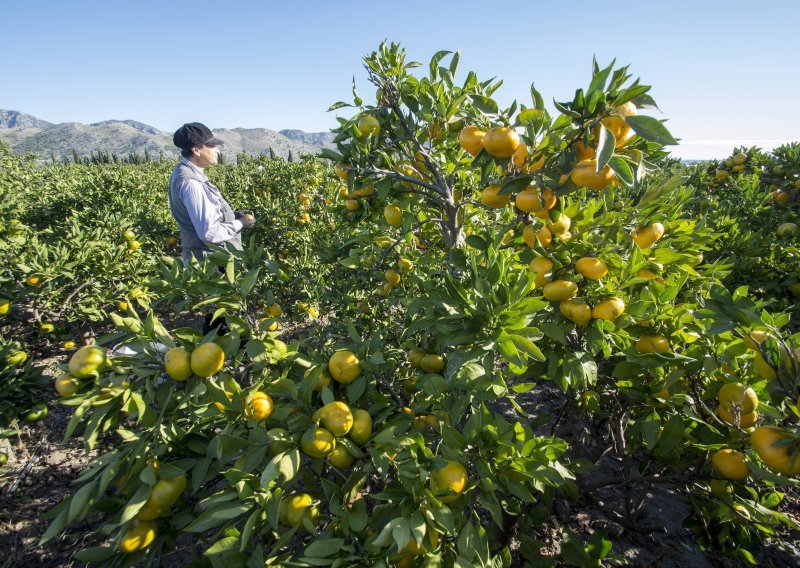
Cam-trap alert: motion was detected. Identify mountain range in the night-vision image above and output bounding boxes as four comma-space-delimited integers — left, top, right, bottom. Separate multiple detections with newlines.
0, 110, 337, 162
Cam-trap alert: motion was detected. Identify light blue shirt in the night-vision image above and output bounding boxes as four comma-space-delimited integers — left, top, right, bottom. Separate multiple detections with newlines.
177, 157, 243, 244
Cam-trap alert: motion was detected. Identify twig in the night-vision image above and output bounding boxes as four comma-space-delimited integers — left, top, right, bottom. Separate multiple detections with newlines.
49, 279, 94, 320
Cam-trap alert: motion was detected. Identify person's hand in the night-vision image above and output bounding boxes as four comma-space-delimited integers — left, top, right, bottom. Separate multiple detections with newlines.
236, 210, 255, 229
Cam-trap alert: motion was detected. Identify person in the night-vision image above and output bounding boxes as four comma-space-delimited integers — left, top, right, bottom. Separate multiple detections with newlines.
169, 122, 255, 264
169, 122, 254, 336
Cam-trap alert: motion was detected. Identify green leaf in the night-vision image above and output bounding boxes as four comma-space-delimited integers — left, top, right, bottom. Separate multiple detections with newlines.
185, 503, 251, 533
625, 115, 678, 145
595, 125, 616, 170
608, 156, 634, 186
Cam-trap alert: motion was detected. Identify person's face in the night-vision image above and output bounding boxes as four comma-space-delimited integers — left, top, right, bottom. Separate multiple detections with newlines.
191, 143, 220, 167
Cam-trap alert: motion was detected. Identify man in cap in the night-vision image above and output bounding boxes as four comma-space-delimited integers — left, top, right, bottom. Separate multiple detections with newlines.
169, 122, 255, 264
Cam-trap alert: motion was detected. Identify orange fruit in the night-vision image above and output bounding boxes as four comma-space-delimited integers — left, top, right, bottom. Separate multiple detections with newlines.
592, 297, 625, 321
481, 184, 510, 207
318, 401, 354, 437
717, 406, 758, 428
712, 449, 749, 481
718, 382, 758, 416
458, 126, 485, 156
527, 257, 553, 288
279, 493, 320, 527
575, 257, 608, 280
357, 114, 380, 136
750, 427, 800, 475
119, 521, 156, 553
384, 205, 404, 227
570, 159, 616, 190
54, 374, 79, 397
482, 127, 520, 158
543, 280, 578, 301
249, 392, 274, 422
632, 222, 665, 249
559, 299, 592, 326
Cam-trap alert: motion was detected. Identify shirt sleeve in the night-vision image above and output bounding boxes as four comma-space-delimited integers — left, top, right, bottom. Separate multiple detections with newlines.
179, 180, 243, 244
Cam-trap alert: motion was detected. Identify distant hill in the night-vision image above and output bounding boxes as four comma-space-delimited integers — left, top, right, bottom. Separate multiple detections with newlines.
0, 109, 336, 162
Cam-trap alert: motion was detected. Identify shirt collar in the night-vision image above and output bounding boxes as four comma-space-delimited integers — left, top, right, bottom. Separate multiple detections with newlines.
180, 157, 208, 182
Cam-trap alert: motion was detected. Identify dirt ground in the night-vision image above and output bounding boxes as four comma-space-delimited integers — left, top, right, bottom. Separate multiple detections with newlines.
1, 353, 799, 567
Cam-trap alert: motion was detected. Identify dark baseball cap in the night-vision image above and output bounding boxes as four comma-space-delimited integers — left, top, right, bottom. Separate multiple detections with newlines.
173, 122, 224, 150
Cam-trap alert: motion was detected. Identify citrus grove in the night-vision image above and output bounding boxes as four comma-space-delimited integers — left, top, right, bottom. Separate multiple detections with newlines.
0, 42, 798, 565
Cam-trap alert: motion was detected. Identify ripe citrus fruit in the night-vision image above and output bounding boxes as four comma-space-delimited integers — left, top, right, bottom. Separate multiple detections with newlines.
528, 257, 553, 288
458, 126, 485, 156
119, 521, 156, 553
750, 427, 800, 475
164, 347, 192, 381
546, 213, 571, 236
712, 449, 749, 481
632, 223, 665, 249
482, 127, 520, 158
742, 330, 769, 350
345, 199, 360, 211
575, 257, 608, 280
515, 186, 541, 213
0, 298, 9, 315
7, 351, 27, 365
592, 297, 625, 321
190, 343, 225, 378
397, 258, 413, 273
560, 299, 592, 326
300, 428, 336, 458
328, 350, 361, 383
543, 280, 578, 301
753, 353, 776, 380
318, 401, 354, 437
570, 159, 616, 190
249, 392, 274, 422
349, 409, 372, 444
718, 382, 758, 416
481, 184, 510, 207
717, 406, 758, 428
384, 205, 404, 227
430, 460, 468, 503
68, 344, 107, 378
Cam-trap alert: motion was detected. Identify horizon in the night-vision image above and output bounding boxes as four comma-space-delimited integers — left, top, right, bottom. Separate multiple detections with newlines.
3, 0, 798, 161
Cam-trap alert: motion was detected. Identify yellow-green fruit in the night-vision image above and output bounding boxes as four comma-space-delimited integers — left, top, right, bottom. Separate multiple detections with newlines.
328, 350, 361, 383
328, 445, 355, 468
384, 205, 404, 227
0, 298, 9, 315
164, 347, 193, 381
385, 268, 401, 286
54, 374, 79, 397
349, 409, 372, 444
190, 343, 225, 377
300, 428, 336, 458
718, 382, 758, 415
408, 348, 425, 369
68, 345, 107, 378
318, 401, 354, 437
753, 353, 776, 380
279, 493, 319, 528
420, 354, 445, 373
635, 334, 671, 354
430, 460, 468, 503
119, 521, 156, 553
357, 114, 380, 136
528, 257, 553, 288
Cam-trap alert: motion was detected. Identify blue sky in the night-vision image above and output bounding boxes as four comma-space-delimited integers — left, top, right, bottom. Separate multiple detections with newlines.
3, 0, 799, 159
